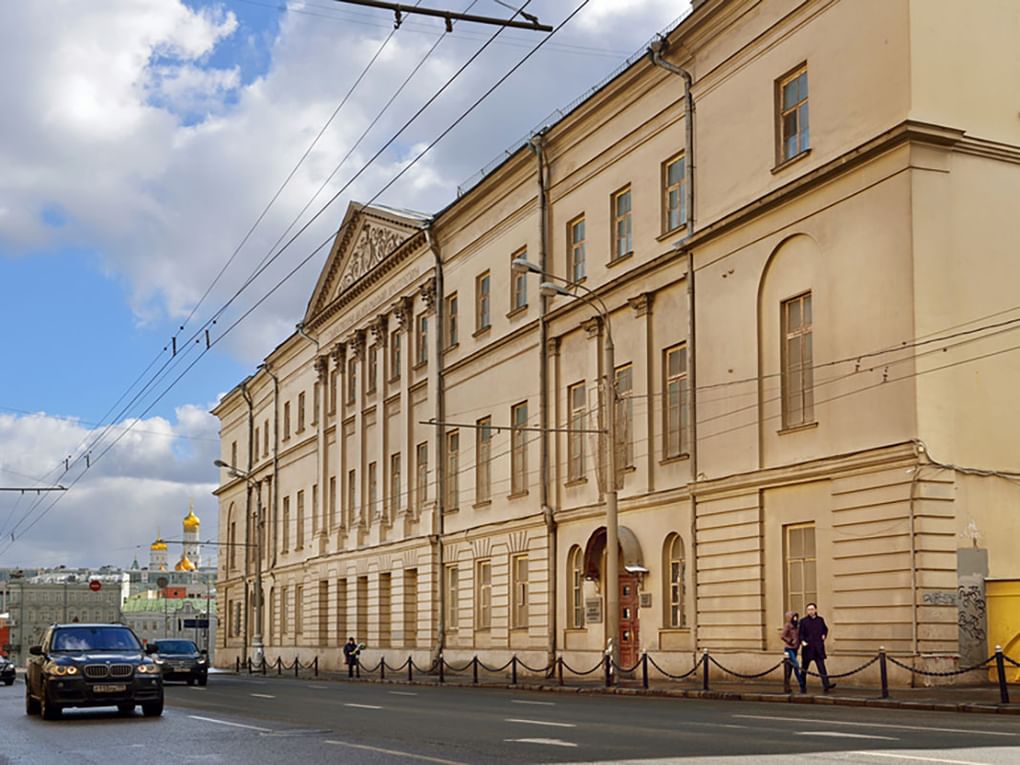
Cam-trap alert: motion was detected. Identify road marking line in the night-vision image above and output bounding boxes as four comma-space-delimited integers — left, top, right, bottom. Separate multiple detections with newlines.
188, 714, 272, 732
250, 693, 276, 699
504, 738, 578, 748
344, 703, 383, 709
511, 699, 555, 706
505, 718, 576, 728
324, 739, 467, 764
733, 714, 1016, 737
796, 731, 899, 741
850, 752, 994, 765
307, 684, 328, 689
389, 691, 418, 696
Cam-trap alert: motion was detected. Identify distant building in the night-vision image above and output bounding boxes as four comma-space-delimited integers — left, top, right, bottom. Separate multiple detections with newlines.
122, 594, 216, 657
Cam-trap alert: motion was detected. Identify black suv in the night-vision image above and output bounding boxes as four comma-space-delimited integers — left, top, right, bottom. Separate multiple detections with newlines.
150, 639, 208, 685
25, 624, 163, 719
0, 654, 15, 686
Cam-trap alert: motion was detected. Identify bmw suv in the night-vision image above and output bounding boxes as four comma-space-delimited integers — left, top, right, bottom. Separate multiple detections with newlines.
150, 639, 208, 685
25, 624, 163, 719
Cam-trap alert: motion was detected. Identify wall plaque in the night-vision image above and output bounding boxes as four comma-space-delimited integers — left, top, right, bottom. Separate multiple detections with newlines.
585, 598, 603, 624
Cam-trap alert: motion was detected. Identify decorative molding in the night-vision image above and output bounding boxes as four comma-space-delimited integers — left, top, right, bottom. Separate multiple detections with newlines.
628, 292, 654, 317
402, 549, 419, 569
371, 315, 389, 346
330, 342, 346, 365
508, 531, 529, 554
471, 537, 492, 560
581, 317, 601, 339
338, 223, 406, 296
392, 296, 414, 330
418, 277, 437, 313
348, 329, 366, 359
546, 337, 561, 357
314, 355, 330, 382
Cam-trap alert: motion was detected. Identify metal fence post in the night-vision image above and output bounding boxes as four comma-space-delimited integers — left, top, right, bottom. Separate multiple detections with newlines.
439, 653, 445, 684
314, 656, 319, 677
472, 656, 479, 685
879, 647, 889, 699
557, 656, 564, 686
380, 657, 386, 681
604, 654, 612, 688
996, 645, 1010, 705
262, 657, 267, 676
702, 649, 710, 691
235, 656, 240, 673
408, 655, 413, 683
641, 652, 649, 689
511, 655, 518, 686
276, 657, 281, 676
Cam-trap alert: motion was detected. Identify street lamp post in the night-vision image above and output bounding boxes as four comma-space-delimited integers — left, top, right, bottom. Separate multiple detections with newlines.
512, 257, 620, 674
214, 459, 265, 665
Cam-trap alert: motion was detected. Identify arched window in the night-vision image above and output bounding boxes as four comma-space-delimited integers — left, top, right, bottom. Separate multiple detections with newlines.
663, 534, 685, 628
567, 546, 584, 628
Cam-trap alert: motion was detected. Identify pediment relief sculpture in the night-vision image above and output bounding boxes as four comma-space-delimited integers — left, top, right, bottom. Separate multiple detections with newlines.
337, 224, 406, 297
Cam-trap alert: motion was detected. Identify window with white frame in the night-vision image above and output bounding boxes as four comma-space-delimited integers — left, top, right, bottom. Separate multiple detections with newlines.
446, 564, 459, 631
664, 345, 688, 458
510, 249, 528, 312
476, 416, 492, 503
611, 186, 633, 261
567, 382, 586, 482
664, 534, 685, 628
510, 402, 528, 494
445, 431, 459, 511
475, 559, 491, 630
476, 271, 491, 331
568, 215, 586, 283
615, 364, 634, 470
781, 292, 814, 428
568, 545, 584, 629
511, 554, 529, 629
778, 65, 809, 162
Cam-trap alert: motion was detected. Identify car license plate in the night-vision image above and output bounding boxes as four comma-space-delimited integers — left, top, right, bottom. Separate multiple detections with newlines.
93, 684, 127, 693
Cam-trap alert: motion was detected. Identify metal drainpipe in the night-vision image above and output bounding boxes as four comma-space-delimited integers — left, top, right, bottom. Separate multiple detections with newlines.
530, 132, 557, 667
649, 36, 700, 647
241, 380, 254, 662
425, 225, 446, 664
296, 322, 320, 353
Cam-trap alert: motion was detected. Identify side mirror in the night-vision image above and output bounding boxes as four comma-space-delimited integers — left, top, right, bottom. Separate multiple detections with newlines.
29, 645, 43, 656
145, 644, 158, 655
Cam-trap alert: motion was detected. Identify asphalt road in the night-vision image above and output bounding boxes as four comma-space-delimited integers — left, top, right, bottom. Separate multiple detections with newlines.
1, 672, 1019, 764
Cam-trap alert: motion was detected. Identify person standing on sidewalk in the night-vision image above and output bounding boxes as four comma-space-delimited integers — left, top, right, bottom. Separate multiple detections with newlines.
798, 602, 835, 692
781, 611, 806, 692
343, 636, 360, 679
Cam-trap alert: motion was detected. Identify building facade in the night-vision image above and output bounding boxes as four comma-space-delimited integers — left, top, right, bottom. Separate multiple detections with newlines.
213, 0, 1020, 681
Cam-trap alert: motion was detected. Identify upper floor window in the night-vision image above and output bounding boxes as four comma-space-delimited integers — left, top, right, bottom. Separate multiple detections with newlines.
778, 66, 809, 163
389, 453, 401, 518
415, 442, 428, 513
663, 155, 686, 232
263, 419, 269, 455
567, 382, 586, 482
328, 369, 337, 415
476, 271, 491, 331
283, 401, 291, 441
445, 293, 458, 347
611, 186, 633, 262
476, 416, 492, 504
781, 292, 814, 427
367, 344, 378, 394
230, 440, 237, 468
445, 430, 459, 512
568, 215, 586, 283
510, 401, 528, 495
367, 461, 378, 524
415, 314, 428, 367
510, 249, 528, 312
390, 328, 401, 381
664, 345, 688, 459
297, 391, 306, 432
346, 356, 357, 405
615, 364, 634, 469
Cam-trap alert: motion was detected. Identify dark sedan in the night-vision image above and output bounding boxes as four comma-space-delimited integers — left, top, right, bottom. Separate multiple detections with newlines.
150, 639, 208, 685
25, 624, 163, 719
0, 655, 15, 686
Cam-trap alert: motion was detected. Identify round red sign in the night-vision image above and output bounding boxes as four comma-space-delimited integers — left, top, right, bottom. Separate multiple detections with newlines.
89, 580, 102, 592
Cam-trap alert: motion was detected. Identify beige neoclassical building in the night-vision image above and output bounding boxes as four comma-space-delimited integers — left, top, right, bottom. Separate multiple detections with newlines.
213, 0, 1020, 681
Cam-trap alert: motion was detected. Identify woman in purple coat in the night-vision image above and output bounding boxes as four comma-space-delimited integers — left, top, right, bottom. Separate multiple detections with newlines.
798, 602, 836, 692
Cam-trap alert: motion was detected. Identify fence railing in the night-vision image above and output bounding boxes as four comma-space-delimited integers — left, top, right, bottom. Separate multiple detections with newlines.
235, 646, 1018, 703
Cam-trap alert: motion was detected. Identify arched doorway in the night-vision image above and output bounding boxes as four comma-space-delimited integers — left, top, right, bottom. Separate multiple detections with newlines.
583, 526, 648, 667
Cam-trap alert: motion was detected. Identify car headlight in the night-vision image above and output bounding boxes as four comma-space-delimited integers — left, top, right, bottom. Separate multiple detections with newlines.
46, 663, 78, 676
154, 658, 165, 664
136, 664, 160, 674
196, 657, 207, 664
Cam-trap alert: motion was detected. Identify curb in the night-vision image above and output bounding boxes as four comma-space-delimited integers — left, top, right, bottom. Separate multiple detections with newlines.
226, 672, 1020, 716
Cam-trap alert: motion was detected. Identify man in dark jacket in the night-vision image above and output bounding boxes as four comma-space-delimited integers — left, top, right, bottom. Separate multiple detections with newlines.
343, 637, 360, 678
798, 602, 835, 692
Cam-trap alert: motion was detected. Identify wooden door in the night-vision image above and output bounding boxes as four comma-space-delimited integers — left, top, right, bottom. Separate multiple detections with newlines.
618, 573, 640, 668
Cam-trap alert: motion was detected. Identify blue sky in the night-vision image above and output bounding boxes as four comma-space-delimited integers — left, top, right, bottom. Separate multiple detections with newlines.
0, 0, 689, 568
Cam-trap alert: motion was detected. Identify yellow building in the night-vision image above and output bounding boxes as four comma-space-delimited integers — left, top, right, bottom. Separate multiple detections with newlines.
213, 0, 1020, 682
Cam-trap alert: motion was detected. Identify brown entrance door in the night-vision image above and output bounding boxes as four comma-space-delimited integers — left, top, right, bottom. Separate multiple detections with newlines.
618, 573, 640, 668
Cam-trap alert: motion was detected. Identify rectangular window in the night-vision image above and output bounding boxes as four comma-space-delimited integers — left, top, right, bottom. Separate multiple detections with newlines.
475, 271, 490, 331
230, 441, 237, 468
367, 345, 378, 394
664, 345, 688, 458
511, 554, 529, 629
253, 427, 260, 459
346, 356, 357, 405
415, 314, 428, 366
390, 329, 401, 381
403, 569, 417, 647
329, 369, 337, 415
297, 391, 306, 432
568, 215, 586, 283
510, 402, 528, 495
782, 292, 814, 428
280, 585, 288, 636
663, 154, 686, 232
415, 442, 428, 513
335, 578, 347, 645
378, 572, 391, 647
475, 416, 492, 504
446, 564, 459, 631
784, 523, 817, 615
356, 576, 368, 642
475, 559, 492, 630
778, 66, 809, 162
389, 453, 401, 517
295, 584, 303, 635
347, 469, 357, 527
611, 186, 633, 261
296, 489, 305, 550
367, 461, 377, 524
328, 475, 336, 529
567, 382, 586, 481
569, 548, 584, 629
313, 380, 320, 425
283, 401, 291, 440
445, 293, 458, 347
282, 495, 290, 552
312, 483, 318, 535
510, 249, 528, 312
615, 364, 634, 469
445, 430, 459, 511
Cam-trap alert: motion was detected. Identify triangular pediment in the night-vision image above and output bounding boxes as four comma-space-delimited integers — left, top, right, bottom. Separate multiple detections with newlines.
304, 202, 428, 326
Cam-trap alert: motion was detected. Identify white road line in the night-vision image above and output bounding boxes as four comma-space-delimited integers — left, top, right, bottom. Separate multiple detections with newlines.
796, 731, 899, 741
504, 738, 578, 748
505, 718, 577, 728
250, 693, 276, 699
511, 699, 555, 706
306, 684, 328, 689
732, 714, 1017, 737
850, 752, 994, 765
188, 714, 273, 732
344, 703, 384, 710
325, 739, 467, 764
389, 691, 418, 696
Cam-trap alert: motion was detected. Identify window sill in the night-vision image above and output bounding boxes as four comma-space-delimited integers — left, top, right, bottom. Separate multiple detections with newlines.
443, 342, 459, 355
621, 464, 637, 474
564, 477, 588, 488
442, 507, 460, 515
507, 490, 529, 500
771, 148, 811, 175
365, 388, 377, 397
472, 325, 491, 338
388, 375, 401, 384
659, 627, 691, 634
472, 500, 492, 509
413, 361, 428, 372
506, 305, 528, 320
657, 223, 688, 243
777, 421, 818, 436
607, 252, 634, 268
659, 453, 690, 466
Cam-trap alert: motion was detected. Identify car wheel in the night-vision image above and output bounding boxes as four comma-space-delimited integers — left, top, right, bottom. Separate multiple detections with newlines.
117, 703, 135, 716
187, 677, 196, 686
142, 699, 164, 717
40, 693, 61, 721
4, 679, 13, 686
25, 688, 40, 716
197, 675, 208, 687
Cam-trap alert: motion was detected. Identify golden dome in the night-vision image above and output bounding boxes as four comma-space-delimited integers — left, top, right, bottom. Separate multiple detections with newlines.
150, 536, 168, 552
183, 508, 200, 530
175, 554, 196, 572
